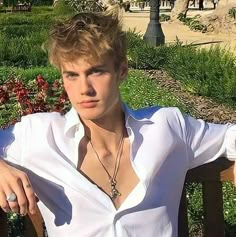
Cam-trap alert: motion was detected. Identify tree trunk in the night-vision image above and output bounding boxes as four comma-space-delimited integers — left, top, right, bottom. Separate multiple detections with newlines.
200, 0, 236, 33
214, 0, 235, 15
53, 0, 58, 7
170, 0, 190, 20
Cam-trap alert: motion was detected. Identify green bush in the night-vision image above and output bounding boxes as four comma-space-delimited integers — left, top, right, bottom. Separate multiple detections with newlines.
128, 43, 172, 69
229, 7, 236, 19
2, 0, 53, 6
32, 0, 53, 6
0, 66, 60, 84
126, 30, 145, 50
127, 30, 172, 69
31, 5, 54, 13
160, 14, 170, 22
0, 33, 49, 67
177, 13, 207, 33
53, 0, 75, 16
0, 13, 56, 67
0, 13, 55, 26
0, 12, 71, 67
0, 24, 48, 38
164, 45, 236, 106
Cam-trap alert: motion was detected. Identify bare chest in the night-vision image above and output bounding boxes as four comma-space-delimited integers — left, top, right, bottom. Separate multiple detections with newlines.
77, 139, 139, 209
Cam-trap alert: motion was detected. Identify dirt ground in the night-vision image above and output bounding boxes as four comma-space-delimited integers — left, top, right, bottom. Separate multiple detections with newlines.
122, 10, 236, 54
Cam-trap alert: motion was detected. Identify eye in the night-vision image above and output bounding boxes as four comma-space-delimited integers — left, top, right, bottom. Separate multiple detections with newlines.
90, 68, 105, 76
65, 73, 78, 81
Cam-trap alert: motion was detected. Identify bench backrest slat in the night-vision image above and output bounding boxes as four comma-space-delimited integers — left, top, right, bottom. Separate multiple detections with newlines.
202, 181, 225, 237
178, 158, 234, 237
178, 186, 189, 237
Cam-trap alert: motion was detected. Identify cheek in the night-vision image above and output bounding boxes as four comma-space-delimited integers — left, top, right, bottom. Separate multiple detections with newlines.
63, 83, 70, 93
63, 83, 77, 100
63, 84, 70, 96
99, 81, 117, 97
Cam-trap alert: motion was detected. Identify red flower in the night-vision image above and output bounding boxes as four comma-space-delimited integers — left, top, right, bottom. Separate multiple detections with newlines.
0, 86, 9, 104
52, 80, 61, 90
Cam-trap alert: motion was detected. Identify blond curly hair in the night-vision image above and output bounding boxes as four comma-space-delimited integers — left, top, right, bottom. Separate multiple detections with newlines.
47, 7, 126, 70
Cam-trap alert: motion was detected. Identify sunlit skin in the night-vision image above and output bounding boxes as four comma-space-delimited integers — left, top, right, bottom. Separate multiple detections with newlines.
60, 56, 140, 209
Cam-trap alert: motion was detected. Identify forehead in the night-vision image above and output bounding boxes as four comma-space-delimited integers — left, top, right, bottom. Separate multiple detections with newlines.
59, 55, 115, 72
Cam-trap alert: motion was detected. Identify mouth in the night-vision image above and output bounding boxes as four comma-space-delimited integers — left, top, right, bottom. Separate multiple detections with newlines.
79, 100, 99, 108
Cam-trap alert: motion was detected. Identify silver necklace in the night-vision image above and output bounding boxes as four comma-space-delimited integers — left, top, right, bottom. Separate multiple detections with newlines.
87, 132, 124, 200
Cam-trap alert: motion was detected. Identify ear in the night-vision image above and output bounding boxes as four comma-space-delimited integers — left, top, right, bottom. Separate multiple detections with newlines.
118, 61, 128, 82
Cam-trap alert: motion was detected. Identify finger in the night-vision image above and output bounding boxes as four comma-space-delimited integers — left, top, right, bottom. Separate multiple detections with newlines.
11, 176, 29, 216
8, 201, 19, 214
7, 171, 34, 215
5, 190, 19, 214
20, 174, 36, 215
0, 188, 10, 213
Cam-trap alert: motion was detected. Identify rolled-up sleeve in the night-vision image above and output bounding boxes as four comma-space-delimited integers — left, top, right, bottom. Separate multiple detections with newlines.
183, 114, 234, 169
222, 125, 236, 161
0, 118, 26, 165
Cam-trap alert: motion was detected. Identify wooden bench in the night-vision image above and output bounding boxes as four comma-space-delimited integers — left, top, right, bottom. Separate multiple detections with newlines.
0, 157, 235, 237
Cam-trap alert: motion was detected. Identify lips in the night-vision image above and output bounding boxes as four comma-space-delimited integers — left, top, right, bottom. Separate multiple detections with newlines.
79, 100, 99, 108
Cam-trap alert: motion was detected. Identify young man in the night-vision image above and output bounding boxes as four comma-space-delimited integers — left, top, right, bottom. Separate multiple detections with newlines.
0, 9, 235, 237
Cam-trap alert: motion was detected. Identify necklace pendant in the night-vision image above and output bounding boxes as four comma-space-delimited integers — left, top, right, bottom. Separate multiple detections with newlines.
110, 187, 121, 200
110, 178, 121, 200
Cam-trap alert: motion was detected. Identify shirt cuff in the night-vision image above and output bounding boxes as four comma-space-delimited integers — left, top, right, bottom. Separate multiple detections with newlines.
224, 125, 236, 161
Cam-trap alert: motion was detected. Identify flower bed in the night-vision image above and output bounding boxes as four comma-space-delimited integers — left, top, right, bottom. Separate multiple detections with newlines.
0, 75, 69, 128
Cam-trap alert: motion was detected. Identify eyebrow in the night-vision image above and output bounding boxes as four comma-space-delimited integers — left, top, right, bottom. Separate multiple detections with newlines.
62, 64, 106, 76
62, 71, 78, 76
90, 64, 106, 70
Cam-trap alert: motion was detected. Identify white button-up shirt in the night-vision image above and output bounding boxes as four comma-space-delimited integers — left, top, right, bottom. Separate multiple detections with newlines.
0, 104, 235, 237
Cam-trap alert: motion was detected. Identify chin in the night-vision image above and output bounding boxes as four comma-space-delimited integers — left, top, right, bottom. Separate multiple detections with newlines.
76, 108, 105, 121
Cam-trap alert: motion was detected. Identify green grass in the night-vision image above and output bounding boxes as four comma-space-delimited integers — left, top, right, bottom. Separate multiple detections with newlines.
0, 12, 56, 26
121, 70, 190, 112
0, 11, 69, 67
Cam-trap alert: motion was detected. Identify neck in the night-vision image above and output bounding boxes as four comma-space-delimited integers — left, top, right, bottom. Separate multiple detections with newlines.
82, 103, 126, 152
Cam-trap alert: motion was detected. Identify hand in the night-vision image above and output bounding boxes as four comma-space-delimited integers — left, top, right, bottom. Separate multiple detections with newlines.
0, 160, 37, 216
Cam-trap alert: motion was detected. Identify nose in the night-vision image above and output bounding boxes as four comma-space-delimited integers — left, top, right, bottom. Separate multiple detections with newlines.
80, 76, 94, 96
